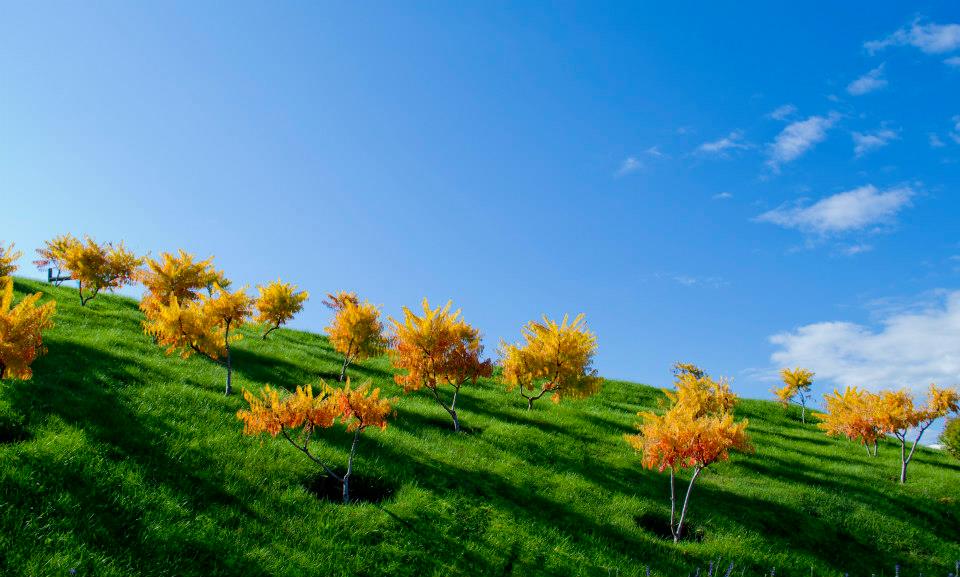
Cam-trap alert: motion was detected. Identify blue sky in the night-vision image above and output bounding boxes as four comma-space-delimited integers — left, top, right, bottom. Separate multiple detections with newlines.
3, 2, 960, 405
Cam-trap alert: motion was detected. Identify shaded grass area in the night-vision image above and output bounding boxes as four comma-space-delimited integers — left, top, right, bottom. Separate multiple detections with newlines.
0, 277, 957, 576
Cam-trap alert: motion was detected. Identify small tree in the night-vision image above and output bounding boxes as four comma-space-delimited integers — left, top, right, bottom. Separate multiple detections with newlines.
144, 285, 252, 395
237, 379, 395, 503
0, 277, 56, 380
875, 386, 960, 484
139, 250, 217, 320
60, 236, 142, 306
325, 295, 387, 381
941, 417, 960, 460
34, 234, 80, 285
499, 314, 602, 410
819, 387, 883, 457
389, 299, 492, 432
625, 363, 751, 543
254, 280, 309, 339
773, 367, 815, 423
0, 242, 23, 277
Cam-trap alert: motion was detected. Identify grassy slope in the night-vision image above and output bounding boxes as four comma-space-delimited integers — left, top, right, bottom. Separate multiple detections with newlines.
1, 278, 958, 577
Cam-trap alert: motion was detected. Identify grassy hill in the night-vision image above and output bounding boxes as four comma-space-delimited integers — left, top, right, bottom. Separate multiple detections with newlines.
1, 278, 958, 577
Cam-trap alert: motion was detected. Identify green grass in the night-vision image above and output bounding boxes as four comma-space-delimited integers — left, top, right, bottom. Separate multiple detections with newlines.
1, 277, 959, 577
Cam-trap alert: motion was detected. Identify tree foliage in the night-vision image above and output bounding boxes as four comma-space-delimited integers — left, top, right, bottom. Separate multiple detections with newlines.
773, 367, 815, 423
325, 294, 387, 381
34, 234, 79, 285
820, 385, 960, 482
625, 363, 751, 542
139, 250, 219, 319
0, 277, 56, 380
322, 291, 359, 312
499, 313, 602, 410
254, 280, 309, 339
389, 298, 492, 431
237, 379, 395, 503
144, 285, 252, 395
60, 236, 142, 306
818, 387, 883, 456
941, 417, 960, 461
0, 242, 23, 277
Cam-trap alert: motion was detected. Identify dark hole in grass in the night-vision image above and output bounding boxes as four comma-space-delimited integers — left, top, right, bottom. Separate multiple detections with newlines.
304, 473, 397, 504
634, 511, 704, 542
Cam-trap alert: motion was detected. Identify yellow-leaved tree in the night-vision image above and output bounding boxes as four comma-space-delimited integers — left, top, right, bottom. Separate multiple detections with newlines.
325, 293, 387, 381
60, 236, 143, 306
254, 280, 309, 340
144, 285, 252, 395
875, 386, 960, 484
34, 234, 80, 286
139, 250, 218, 320
499, 313, 602, 410
773, 367, 815, 423
625, 363, 751, 542
389, 299, 492, 432
0, 277, 56, 380
0, 242, 22, 277
818, 386, 883, 456
237, 379, 395, 503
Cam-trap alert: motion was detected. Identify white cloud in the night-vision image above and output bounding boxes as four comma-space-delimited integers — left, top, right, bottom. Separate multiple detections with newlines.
852, 128, 898, 157
929, 133, 946, 148
653, 272, 728, 289
847, 64, 888, 95
840, 243, 874, 256
645, 146, 666, 158
769, 291, 960, 394
756, 184, 914, 235
615, 157, 642, 177
766, 113, 839, 171
866, 20, 960, 54
946, 56, 960, 67
697, 130, 749, 156
712, 192, 734, 200
768, 104, 798, 121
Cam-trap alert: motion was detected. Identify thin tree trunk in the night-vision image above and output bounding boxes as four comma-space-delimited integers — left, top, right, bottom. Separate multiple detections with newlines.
800, 398, 806, 424
224, 321, 233, 396
872, 439, 878, 457
901, 424, 929, 484
339, 355, 350, 382
343, 427, 363, 503
674, 466, 702, 543
262, 324, 279, 340
899, 436, 907, 484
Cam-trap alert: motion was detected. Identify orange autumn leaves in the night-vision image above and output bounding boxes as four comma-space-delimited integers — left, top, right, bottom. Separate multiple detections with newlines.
0, 277, 56, 380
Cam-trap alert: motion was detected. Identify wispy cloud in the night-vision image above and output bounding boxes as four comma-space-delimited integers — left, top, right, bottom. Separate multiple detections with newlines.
696, 130, 749, 156
766, 113, 839, 172
929, 133, 946, 148
756, 184, 914, 235
768, 290, 960, 394
866, 19, 960, 55
768, 104, 798, 121
652, 272, 729, 289
840, 243, 874, 256
852, 128, 898, 157
615, 156, 642, 177
946, 56, 960, 67
712, 192, 733, 200
847, 64, 888, 95
645, 146, 666, 158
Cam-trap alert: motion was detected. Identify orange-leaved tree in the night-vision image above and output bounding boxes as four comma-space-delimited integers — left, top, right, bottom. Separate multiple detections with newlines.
325, 293, 387, 381
34, 234, 80, 285
237, 379, 395, 503
625, 363, 751, 543
874, 386, 960, 483
144, 285, 252, 395
322, 291, 359, 312
0, 277, 56, 380
389, 299, 492, 432
254, 280, 309, 340
773, 367, 815, 423
0, 242, 22, 277
818, 386, 883, 456
139, 250, 218, 320
499, 313, 602, 410
61, 236, 142, 306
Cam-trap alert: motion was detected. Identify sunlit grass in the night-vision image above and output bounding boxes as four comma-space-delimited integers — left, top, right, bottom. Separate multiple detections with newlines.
1, 278, 958, 576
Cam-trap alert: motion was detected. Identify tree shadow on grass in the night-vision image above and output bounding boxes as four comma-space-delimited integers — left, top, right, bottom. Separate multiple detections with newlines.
3, 342, 270, 577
